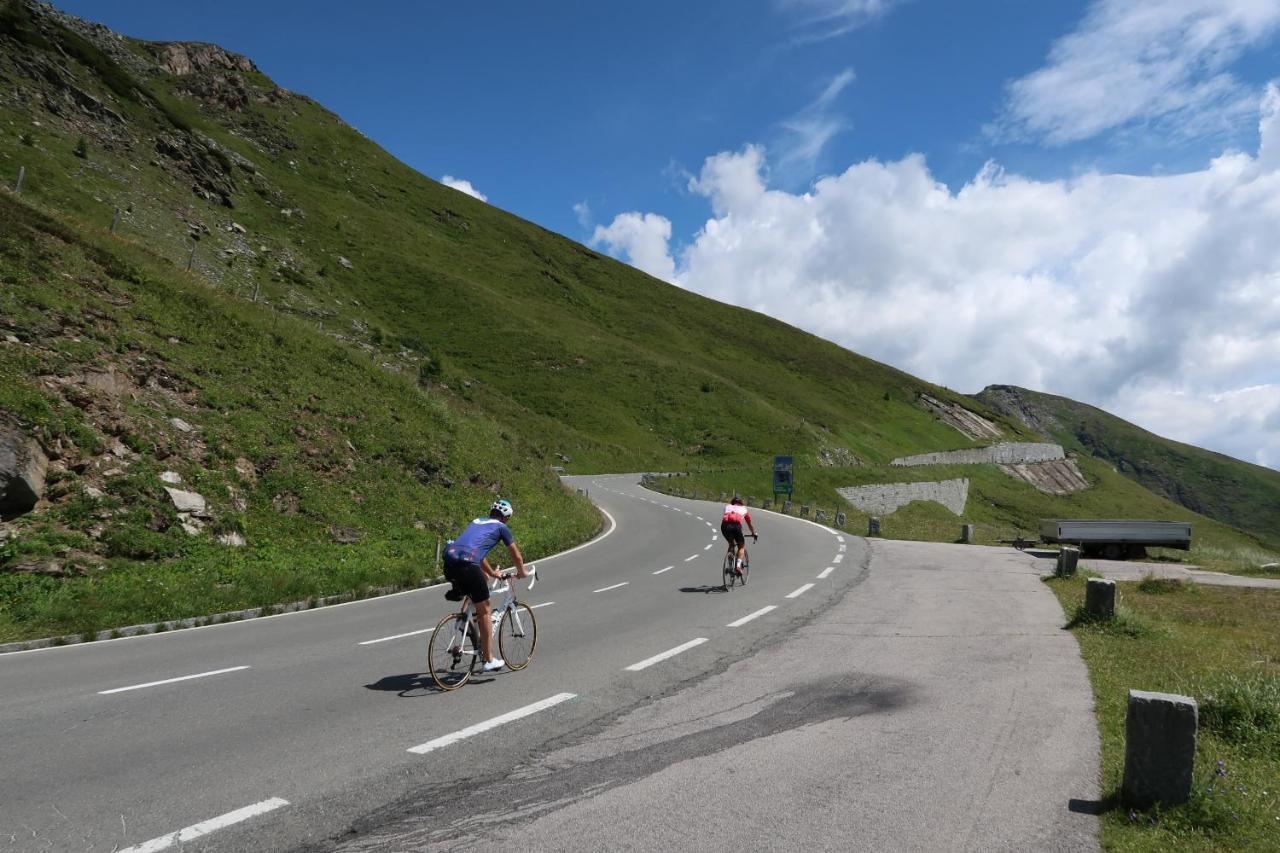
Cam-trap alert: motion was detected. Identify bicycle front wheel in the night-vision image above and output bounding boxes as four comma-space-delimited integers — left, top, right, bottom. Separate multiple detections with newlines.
428, 612, 477, 690
722, 551, 736, 590
498, 603, 538, 670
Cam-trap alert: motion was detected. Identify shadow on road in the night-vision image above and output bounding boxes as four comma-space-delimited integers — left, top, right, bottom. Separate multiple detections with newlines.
364, 672, 498, 697
679, 585, 729, 595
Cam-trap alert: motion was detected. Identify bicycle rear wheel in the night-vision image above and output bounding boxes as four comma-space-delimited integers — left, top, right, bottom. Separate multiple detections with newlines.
740, 554, 749, 585
498, 603, 538, 670
722, 550, 736, 590
428, 612, 477, 690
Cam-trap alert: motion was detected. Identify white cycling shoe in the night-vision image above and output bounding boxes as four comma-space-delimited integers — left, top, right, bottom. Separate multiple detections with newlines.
482, 658, 506, 673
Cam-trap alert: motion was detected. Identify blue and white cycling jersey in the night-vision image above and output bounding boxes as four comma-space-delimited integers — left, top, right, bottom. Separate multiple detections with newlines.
444, 518, 514, 566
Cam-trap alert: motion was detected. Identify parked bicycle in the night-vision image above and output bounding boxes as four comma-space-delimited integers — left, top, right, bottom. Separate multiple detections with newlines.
721, 535, 757, 590
428, 567, 539, 690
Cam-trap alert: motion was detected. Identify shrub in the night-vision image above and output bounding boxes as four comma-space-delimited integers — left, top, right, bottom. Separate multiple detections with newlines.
74, 136, 88, 159
1137, 573, 1184, 594
1198, 673, 1280, 745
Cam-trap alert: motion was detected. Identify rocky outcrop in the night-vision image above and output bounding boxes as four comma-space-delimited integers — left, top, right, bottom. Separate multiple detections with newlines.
838, 478, 970, 516
999, 459, 1089, 495
892, 442, 1065, 467
0, 422, 48, 518
157, 43, 257, 77
919, 394, 1003, 440
972, 385, 1063, 438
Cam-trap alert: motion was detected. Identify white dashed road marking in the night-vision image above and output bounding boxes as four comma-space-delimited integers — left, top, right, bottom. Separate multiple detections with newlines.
786, 583, 815, 599
703, 543, 713, 550
652, 565, 675, 575
99, 666, 250, 695
408, 693, 577, 755
359, 628, 435, 646
593, 582, 629, 593
531, 602, 555, 609
684, 554, 699, 562
117, 797, 290, 853
817, 566, 835, 579
625, 638, 709, 671
727, 606, 777, 628
833, 553, 844, 563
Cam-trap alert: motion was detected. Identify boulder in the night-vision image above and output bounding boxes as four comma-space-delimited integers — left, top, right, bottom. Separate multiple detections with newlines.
159, 471, 182, 484
216, 531, 246, 547
0, 425, 48, 518
164, 487, 207, 515
170, 417, 194, 433
337, 256, 354, 270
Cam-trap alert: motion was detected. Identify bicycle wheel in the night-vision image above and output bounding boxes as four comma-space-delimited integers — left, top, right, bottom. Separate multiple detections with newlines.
428, 612, 477, 690
498, 603, 538, 670
722, 550, 736, 589
740, 554, 749, 585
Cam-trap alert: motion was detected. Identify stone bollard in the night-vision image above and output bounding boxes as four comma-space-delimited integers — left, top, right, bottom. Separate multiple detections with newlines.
762, 498, 772, 510
15, 165, 25, 194
782, 501, 792, 514
814, 509, 826, 523
1056, 546, 1079, 577
1123, 690, 1197, 808
835, 511, 846, 528
748, 496, 756, 507
720, 492, 727, 502
868, 517, 881, 536
800, 505, 810, 518
961, 523, 975, 544
1085, 578, 1116, 617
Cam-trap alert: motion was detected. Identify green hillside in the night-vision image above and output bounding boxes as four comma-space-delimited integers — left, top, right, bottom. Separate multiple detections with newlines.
1, 0, 1275, 643
976, 385, 1280, 548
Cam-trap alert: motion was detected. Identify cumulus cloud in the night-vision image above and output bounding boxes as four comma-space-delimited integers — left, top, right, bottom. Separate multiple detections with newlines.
590, 212, 677, 282
573, 201, 593, 230
996, 0, 1280, 145
440, 175, 488, 202
592, 85, 1280, 468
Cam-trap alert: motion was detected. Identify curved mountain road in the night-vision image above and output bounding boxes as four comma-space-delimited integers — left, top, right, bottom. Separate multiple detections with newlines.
0, 474, 1097, 852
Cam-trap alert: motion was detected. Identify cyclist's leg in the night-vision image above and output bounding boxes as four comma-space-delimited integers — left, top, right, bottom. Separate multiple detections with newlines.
475, 599, 493, 660
456, 562, 495, 663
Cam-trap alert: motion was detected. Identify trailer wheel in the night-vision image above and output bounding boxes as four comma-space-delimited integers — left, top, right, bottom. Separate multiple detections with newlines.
1101, 543, 1124, 560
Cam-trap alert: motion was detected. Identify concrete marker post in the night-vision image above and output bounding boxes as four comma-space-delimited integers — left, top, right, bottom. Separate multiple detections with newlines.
961, 523, 975, 543
14, 165, 24, 194
835, 511, 846, 528
782, 500, 792, 514
868, 517, 881, 536
110, 207, 121, 234
1056, 546, 1079, 577
800, 505, 810, 518
1123, 690, 1197, 808
814, 509, 826, 523
1085, 577, 1116, 617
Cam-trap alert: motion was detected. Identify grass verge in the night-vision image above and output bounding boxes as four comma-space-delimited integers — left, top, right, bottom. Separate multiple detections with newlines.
1045, 574, 1280, 850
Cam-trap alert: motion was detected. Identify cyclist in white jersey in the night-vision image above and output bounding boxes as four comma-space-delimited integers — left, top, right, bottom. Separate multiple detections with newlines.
720, 497, 757, 575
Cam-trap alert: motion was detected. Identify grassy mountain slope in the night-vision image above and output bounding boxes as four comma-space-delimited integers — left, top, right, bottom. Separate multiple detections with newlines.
976, 386, 1280, 548
1, 1, 1275, 643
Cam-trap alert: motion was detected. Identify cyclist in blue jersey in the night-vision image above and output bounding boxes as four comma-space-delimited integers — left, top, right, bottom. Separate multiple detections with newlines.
442, 499, 529, 672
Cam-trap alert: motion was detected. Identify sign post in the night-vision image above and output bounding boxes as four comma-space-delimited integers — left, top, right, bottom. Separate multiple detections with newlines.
772, 455, 794, 502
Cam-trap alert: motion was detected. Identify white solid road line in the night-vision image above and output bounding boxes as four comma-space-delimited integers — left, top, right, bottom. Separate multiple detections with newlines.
531, 602, 555, 609
625, 638, 709, 671
817, 566, 835, 579
593, 582, 630, 593
652, 565, 675, 575
727, 605, 777, 628
117, 797, 290, 853
684, 554, 700, 562
99, 665, 250, 695
786, 583, 815, 599
408, 693, 577, 755
359, 627, 435, 646
833, 553, 844, 563
703, 543, 713, 550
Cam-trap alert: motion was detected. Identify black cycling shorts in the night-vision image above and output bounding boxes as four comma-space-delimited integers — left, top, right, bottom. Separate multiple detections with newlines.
721, 521, 745, 547
443, 558, 490, 603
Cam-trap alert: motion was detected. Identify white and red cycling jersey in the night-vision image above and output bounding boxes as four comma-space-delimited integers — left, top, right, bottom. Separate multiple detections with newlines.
721, 504, 751, 526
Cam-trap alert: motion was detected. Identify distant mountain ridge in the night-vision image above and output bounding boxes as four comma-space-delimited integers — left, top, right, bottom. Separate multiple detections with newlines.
975, 385, 1280, 547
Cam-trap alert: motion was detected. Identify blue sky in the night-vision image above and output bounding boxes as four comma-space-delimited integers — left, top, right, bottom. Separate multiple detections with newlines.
53, 1, 1280, 467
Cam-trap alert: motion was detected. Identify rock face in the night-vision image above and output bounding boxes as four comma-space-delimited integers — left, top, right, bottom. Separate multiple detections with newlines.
918, 394, 1003, 440
0, 424, 48, 518
998, 459, 1090, 495
838, 478, 970, 516
164, 487, 206, 515
158, 43, 257, 76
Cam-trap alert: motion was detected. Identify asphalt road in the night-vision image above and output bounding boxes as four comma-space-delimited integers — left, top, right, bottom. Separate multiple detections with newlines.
1, 474, 868, 852
1, 475, 1098, 852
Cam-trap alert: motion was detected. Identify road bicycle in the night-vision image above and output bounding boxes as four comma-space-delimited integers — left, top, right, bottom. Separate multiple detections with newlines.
427, 567, 538, 691
721, 535, 757, 590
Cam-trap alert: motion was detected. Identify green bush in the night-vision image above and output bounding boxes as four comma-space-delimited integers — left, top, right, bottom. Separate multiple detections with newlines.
1198, 674, 1280, 745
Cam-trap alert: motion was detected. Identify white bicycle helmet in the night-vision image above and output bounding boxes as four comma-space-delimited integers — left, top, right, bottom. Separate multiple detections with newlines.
490, 498, 514, 519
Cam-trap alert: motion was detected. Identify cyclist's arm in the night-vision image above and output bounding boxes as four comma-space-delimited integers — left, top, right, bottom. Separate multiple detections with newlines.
507, 542, 529, 578
744, 512, 757, 537
480, 557, 502, 579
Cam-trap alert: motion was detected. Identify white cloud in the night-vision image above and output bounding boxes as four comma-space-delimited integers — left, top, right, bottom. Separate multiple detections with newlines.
777, 68, 856, 178
997, 0, 1280, 145
440, 175, 488, 202
573, 201, 593, 230
590, 212, 677, 282
778, 0, 899, 42
594, 85, 1280, 469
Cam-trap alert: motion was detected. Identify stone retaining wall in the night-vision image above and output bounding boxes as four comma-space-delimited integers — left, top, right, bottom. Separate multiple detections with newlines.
837, 478, 969, 516
891, 442, 1064, 467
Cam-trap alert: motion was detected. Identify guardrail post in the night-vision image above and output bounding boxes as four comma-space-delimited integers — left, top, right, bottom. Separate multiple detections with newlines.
1085, 578, 1116, 617
782, 501, 792, 514
747, 495, 756, 507
835, 511, 846, 528
961, 523, 975, 543
1056, 546, 1079, 577
868, 517, 881, 536
800, 505, 810, 518
762, 498, 771, 510
1123, 690, 1197, 808
719, 492, 727, 502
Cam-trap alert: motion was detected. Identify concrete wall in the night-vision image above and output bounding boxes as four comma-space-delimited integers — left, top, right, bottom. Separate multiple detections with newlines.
891, 442, 1064, 468
837, 478, 970, 516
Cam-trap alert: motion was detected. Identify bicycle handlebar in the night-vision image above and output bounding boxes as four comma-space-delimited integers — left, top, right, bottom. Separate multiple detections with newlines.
492, 564, 537, 591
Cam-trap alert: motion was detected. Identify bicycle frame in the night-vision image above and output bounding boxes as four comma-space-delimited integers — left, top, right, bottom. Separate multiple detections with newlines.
443, 567, 537, 653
